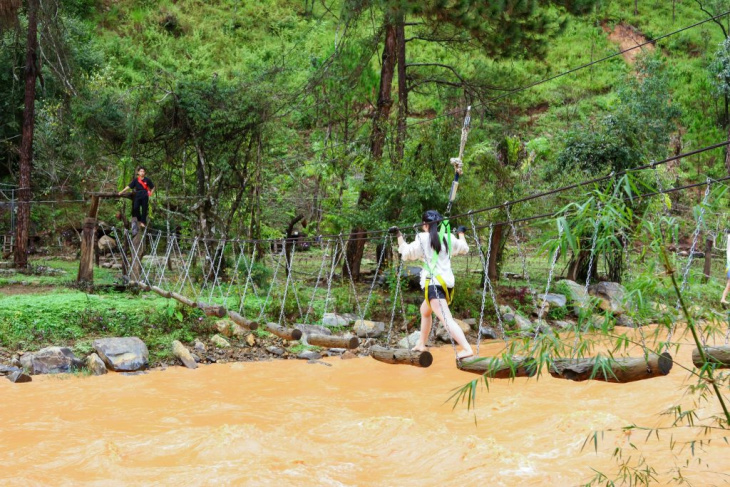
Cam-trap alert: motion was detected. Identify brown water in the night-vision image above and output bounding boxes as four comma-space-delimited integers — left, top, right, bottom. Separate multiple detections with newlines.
2, 328, 729, 486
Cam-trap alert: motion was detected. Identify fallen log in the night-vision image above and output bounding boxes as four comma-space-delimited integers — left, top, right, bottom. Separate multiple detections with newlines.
692, 346, 730, 369
306, 333, 359, 349
370, 346, 433, 368
457, 356, 537, 378
550, 353, 673, 383
228, 311, 259, 331
150, 285, 172, 299
170, 292, 197, 308
128, 280, 150, 291
266, 322, 302, 341
198, 302, 227, 318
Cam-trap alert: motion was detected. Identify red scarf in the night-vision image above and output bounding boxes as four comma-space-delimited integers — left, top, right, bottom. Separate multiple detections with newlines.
137, 177, 151, 196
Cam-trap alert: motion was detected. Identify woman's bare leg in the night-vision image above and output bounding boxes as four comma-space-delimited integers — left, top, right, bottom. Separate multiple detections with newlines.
412, 300, 432, 352
722, 279, 730, 304
430, 298, 474, 359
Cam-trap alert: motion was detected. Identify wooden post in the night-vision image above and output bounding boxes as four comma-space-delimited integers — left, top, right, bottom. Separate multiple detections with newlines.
129, 217, 145, 282
692, 346, 730, 369
306, 333, 359, 349
550, 353, 673, 383
77, 195, 100, 283
457, 356, 537, 378
370, 346, 433, 368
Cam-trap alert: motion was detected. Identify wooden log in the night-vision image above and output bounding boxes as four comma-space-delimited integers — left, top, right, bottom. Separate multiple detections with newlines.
265, 322, 302, 341
128, 280, 150, 291
198, 302, 227, 318
550, 352, 673, 383
228, 311, 259, 331
457, 356, 537, 378
306, 333, 359, 349
170, 292, 197, 308
150, 285, 172, 299
692, 346, 730, 369
129, 219, 145, 282
370, 346, 433, 368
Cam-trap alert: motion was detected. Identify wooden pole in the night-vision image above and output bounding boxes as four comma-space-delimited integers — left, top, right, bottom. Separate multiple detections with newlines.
550, 353, 673, 383
306, 333, 359, 349
228, 310, 259, 331
370, 346, 433, 367
77, 195, 100, 283
692, 346, 730, 369
198, 302, 227, 318
457, 356, 537, 378
265, 322, 302, 341
170, 291, 197, 308
150, 285, 172, 299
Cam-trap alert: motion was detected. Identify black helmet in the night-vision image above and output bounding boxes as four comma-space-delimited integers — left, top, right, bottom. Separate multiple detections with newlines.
422, 210, 442, 224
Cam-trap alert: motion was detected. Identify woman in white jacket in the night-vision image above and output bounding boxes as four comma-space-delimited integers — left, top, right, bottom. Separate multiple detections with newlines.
391, 210, 474, 359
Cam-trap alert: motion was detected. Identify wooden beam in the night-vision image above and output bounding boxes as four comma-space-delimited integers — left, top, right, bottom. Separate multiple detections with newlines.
692, 346, 730, 369
457, 356, 537, 378
228, 310, 259, 331
306, 333, 359, 349
150, 285, 172, 299
265, 322, 302, 341
198, 302, 227, 318
550, 353, 673, 383
370, 346, 433, 367
170, 291, 197, 308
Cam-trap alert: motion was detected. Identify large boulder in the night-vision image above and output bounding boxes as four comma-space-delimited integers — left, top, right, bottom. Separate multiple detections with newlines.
85, 353, 108, 376
539, 293, 567, 309
588, 282, 627, 315
353, 320, 385, 338
210, 335, 231, 348
93, 337, 149, 372
557, 279, 590, 315
20, 347, 79, 375
322, 313, 349, 327
7, 370, 31, 383
0, 364, 20, 376
402, 266, 423, 290
436, 319, 471, 342
398, 331, 422, 349
295, 324, 332, 336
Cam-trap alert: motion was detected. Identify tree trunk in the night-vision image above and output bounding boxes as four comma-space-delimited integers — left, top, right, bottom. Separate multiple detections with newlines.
703, 236, 713, 283
370, 20, 397, 159
488, 224, 503, 281
14, 0, 39, 270
395, 14, 407, 161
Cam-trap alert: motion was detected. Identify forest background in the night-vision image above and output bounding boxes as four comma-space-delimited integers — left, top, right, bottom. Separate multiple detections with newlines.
2, 0, 730, 276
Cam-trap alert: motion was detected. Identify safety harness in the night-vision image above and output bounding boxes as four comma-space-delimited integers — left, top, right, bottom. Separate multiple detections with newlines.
136, 177, 152, 197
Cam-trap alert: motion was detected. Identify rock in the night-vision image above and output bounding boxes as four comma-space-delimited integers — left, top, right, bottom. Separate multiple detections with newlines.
539, 293, 567, 308
341, 351, 357, 360
322, 313, 348, 327
353, 320, 385, 338
266, 346, 285, 356
402, 266, 423, 289
10, 355, 20, 368
20, 346, 78, 375
85, 353, 108, 376
111, 263, 122, 270
101, 262, 113, 269
328, 348, 347, 355
503, 313, 515, 324
514, 314, 533, 331
0, 364, 20, 376
210, 334, 231, 348
557, 279, 590, 314
340, 313, 359, 325
194, 340, 207, 353
295, 324, 332, 336
213, 320, 235, 337
479, 326, 498, 340
93, 337, 149, 372
97, 235, 117, 252
499, 305, 514, 316
588, 282, 627, 315
7, 370, 31, 383
297, 350, 322, 360
615, 314, 636, 328
191, 353, 200, 363
436, 319, 472, 342
398, 331, 421, 349
246, 334, 256, 346
552, 320, 574, 330
461, 318, 477, 326
172, 340, 197, 369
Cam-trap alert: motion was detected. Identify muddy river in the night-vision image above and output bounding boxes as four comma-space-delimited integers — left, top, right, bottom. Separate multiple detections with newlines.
2, 327, 729, 486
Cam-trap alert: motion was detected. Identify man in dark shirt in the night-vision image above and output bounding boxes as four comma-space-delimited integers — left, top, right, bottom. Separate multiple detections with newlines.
118, 167, 155, 232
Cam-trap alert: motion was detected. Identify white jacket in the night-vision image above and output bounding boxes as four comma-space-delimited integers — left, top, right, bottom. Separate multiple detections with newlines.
398, 232, 469, 289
